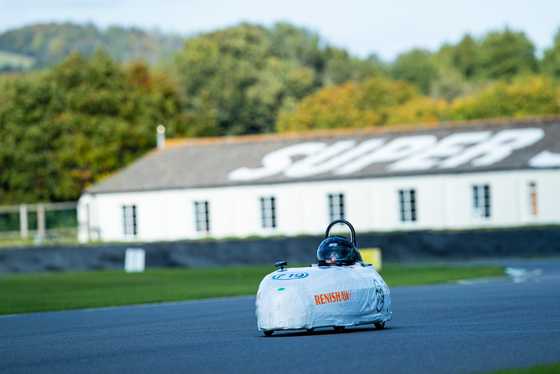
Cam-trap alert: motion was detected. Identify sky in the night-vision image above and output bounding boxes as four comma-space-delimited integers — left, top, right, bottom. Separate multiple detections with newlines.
1, 0, 559, 62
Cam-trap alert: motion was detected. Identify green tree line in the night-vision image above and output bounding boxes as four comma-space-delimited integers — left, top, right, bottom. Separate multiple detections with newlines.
1, 22, 560, 204
0, 51, 186, 203
278, 27, 560, 130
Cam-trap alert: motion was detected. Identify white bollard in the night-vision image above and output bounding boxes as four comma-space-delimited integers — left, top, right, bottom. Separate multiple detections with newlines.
125, 248, 145, 273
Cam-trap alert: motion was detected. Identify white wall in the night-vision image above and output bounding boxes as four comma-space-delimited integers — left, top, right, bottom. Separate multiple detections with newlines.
78, 169, 560, 243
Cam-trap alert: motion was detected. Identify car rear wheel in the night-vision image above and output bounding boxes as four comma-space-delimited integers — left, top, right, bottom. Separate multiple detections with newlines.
263, 330, 273, 337
374, 322, 385, 329
306, 328, 314, 333
333, 326, 345, 332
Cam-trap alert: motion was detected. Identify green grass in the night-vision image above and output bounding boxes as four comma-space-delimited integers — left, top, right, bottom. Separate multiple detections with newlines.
485, 362, 560, 373
380, 263, 506, 286
0, 264, 505, 315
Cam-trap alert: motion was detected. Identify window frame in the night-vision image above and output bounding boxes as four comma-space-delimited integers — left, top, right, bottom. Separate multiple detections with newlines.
328, 193, 345, 222
398, 189, 417, 222
260, 196, 277, 229
122, 204, 137, 237
472, 184, 491, 219
194, 200, 210, 232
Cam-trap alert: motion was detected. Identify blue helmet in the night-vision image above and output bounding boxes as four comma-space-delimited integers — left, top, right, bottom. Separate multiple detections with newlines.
317, 236, 356, 266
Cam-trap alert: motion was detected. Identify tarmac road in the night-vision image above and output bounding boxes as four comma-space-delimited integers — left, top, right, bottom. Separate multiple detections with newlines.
1, 258, 559, 374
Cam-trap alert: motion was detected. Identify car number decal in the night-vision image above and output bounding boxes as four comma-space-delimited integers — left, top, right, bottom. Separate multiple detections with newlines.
272, 272, 309, 280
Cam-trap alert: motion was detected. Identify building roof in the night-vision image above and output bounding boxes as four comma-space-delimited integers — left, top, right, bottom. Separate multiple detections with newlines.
85, 117, 560, 194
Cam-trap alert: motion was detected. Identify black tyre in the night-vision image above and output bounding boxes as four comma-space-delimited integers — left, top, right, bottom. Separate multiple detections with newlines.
374, 321, 385, 329
306, 328, 314, 333
333, 326, 345, 332
263, 330, 273, 337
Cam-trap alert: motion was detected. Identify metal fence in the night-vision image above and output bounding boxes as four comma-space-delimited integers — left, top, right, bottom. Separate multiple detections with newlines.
0, 202, 78, 242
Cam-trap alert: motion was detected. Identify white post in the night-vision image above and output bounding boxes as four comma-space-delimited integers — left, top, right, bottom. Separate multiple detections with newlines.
85, 203, 91, 242
125, 248, 146, 273
37, 203, 46, 240
157, 125, 166, 150
19, 204, 28, 238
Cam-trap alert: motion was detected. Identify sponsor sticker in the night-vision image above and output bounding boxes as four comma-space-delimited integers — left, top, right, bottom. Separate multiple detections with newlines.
314, 290, 353, 305
272, 272, 309, 280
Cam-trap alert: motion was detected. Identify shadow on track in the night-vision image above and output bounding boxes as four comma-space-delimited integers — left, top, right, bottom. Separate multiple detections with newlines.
257, 325, 395, 338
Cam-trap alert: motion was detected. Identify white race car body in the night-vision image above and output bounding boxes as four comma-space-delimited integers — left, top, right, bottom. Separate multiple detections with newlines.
256, 262, 392, 333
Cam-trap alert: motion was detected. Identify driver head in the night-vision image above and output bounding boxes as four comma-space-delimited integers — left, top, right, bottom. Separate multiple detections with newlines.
317, 236, 356, 266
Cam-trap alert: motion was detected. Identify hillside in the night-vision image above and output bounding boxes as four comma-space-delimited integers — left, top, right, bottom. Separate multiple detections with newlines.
0, 23, 185, 72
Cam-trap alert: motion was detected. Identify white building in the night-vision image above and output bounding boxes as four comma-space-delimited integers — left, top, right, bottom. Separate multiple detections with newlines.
77, 118, 560, 243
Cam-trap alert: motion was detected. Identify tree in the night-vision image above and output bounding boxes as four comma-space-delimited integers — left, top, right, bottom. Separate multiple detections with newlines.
386, 96, 449, 126
172, 23, 387, 136
391, 49, 439, 94
450, 76, 559, 120
321, 47, 386, 86
0, 50, 187, 204
451, 34, 479, 79
477, 28, 538, 81
173, 23, 327, 136
541, 28, 560, 78
174, 23, 273, 135
276, 77, 418, 132
268, 23, 325, 75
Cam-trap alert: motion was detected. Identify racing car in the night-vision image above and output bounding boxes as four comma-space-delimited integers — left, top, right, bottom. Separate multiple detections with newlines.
255, 219, 392, 336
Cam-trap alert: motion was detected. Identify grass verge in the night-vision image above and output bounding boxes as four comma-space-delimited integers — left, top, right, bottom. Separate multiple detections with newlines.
0, 264, 505, 315
486, 362, 560, 373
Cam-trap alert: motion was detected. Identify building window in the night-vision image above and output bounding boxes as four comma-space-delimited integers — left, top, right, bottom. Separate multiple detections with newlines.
260, 197, 276, 229
528, 182, 538, 216
328, 193, 345, 222
472, 184, 491, 218
123, 205, 137, 237
194, 201, 210, 232
398, 189, 417, 222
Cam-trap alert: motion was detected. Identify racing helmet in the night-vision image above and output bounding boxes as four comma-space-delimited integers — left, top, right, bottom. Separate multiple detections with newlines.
317, 236, 356, 266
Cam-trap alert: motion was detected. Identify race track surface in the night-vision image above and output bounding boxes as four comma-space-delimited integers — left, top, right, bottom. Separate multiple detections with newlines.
1, 258, 559, 374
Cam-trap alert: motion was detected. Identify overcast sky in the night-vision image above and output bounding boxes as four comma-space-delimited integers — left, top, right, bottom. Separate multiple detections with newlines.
1, 0, 559, 62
